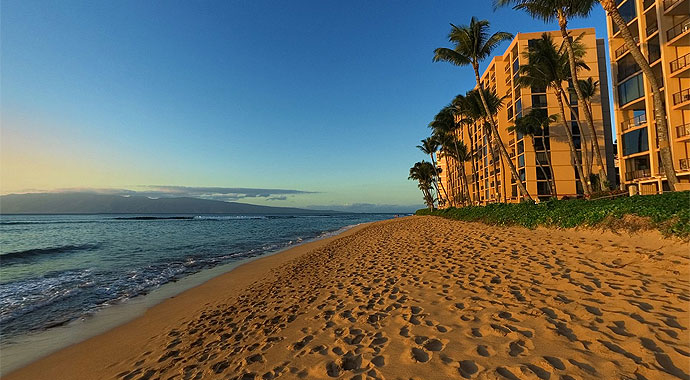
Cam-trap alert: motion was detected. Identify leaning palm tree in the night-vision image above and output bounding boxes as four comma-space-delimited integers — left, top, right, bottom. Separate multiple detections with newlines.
494, 0, 609, 191
433, 17, 533, 202
515, 33, 592, 196
417, 137, 449, 207
409, 161, 437, 210
509, 109, 559, 197
598, 0, 678, 190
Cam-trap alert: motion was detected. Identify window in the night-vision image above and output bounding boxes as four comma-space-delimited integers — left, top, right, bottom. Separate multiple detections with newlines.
532, 94, 547, 108
517, 140, 524, 154
622, 127, 649, 156
519, 168, 526, 181
618, 0, 636, 24
612, 0, 636, 34
571, 121, 580, 136
515, 99, 522, 117
537, 181, 551, 195
573, 135, 582, 150
618, 74, 644, 105
537, 167, 552, 180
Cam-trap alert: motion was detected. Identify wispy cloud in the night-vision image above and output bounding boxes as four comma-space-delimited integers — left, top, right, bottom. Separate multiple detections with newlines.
24, 186, 316, 202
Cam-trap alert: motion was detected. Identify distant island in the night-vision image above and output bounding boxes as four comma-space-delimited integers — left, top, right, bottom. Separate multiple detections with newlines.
0, 193, 338, 215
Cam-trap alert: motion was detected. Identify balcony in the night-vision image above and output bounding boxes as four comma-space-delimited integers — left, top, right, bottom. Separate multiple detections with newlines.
618, 62, 641, 81
663, 0, 689, 15
620, 113, 647, 132
676, 122, 690, 138
614, 36, 640, 59
672, 88, 690, 107
681, 158, 690, 171
646, 23, 658, 37
666, 18, 690, 45
670, 52, 690, 76
625, 168, 651, 181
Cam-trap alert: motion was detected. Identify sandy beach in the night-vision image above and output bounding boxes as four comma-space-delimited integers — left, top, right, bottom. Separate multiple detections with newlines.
4, 216, 689, 380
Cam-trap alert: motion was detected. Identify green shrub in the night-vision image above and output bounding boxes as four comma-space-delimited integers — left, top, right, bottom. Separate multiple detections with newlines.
415, 191, 690, 238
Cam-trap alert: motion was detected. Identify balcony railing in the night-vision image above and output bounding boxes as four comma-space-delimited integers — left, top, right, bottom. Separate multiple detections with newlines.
625, 168, 651, 181
680, 158, 690, 171
646, 23, 658, 36
670, 52, 690, 73
615, 36, 640, 58
663, 0, 683, 9
620, 113, 647, 132
666, 18, 690, 41
676, 122, 690, 138
672, 88, 690, 105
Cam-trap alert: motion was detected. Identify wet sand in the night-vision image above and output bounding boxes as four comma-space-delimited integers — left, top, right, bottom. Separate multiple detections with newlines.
5, 216, 689, 380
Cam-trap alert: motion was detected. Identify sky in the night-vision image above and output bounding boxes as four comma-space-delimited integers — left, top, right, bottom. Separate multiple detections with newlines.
0, 1, 610, 212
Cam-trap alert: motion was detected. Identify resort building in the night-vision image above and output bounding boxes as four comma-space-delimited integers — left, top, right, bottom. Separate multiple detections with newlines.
606, 0, 690, 194
438, 28, 615, 206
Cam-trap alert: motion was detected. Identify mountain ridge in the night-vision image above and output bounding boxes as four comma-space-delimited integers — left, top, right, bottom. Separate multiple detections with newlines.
0, 193, 340, 214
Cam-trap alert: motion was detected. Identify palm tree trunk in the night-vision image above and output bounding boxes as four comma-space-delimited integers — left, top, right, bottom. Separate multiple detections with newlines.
587, 102, 596, 178
555, 87, 591, 196
441, 158, 453, 208
460, 162, 471, 206
542, 128, 558, 198
487, 129, 501, 202
452, 139, 468, 206
468, 128, 480, 204
560, 95, 593, 191
472, 63, 533, 202
430, 154, 450, 208
557, 10, 608, 191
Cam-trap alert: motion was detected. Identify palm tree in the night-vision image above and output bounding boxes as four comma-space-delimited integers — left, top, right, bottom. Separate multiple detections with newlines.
409, 161, 436, 210
515, 33, 592, 195
438, 134, 472, 206
429, 106, 462, 207
509, 109, 559, 197
451, 93, 480, 203
598, 0, 678, 190
417, 137, 449, 207
455, 89, 507, 202
494, 0, 610, 191
434, 17, 533, 202
579, 77, 600, 182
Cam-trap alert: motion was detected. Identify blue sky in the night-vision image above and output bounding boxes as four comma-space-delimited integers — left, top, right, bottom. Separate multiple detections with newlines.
1, 1, 610, 212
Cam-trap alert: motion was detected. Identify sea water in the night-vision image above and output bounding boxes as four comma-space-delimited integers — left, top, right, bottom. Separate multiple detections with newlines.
0, 213, 395, 342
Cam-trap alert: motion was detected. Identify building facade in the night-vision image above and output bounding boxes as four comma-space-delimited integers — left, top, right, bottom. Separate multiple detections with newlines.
438, 28, 614, 206
606, 0, 690, 194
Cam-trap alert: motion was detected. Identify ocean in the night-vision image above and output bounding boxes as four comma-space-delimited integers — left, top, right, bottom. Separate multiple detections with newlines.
0, 213, 396, 342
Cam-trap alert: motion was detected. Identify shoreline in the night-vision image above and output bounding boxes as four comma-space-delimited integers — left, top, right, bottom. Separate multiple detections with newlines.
4, 216, 688, 380
1, 221, 372, 378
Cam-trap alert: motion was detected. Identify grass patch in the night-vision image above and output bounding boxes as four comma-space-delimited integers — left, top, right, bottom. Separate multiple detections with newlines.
415, 191, 690, 238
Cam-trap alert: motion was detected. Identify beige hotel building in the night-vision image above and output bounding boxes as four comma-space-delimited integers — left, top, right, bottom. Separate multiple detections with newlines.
438, 28, 615, 205
606, 0, 690, 193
